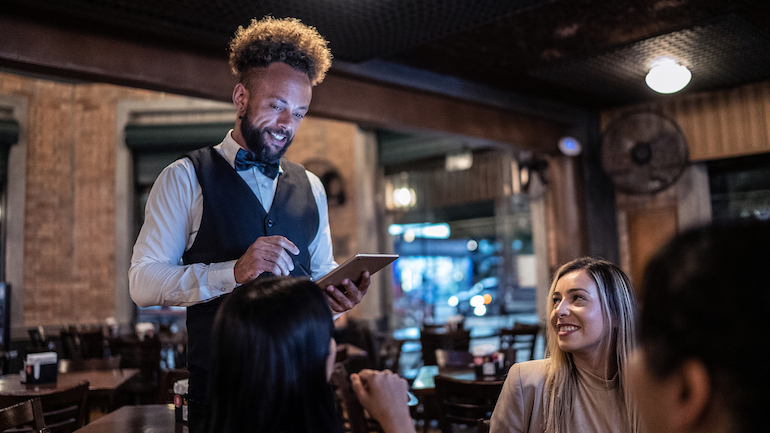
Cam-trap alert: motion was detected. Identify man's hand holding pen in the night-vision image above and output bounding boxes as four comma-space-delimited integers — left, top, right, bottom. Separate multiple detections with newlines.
233, 235, 369, 313
234, 235, 299, 284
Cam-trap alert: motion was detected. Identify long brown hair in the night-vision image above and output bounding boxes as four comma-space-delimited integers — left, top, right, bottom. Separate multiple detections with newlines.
542, 257, 640, 433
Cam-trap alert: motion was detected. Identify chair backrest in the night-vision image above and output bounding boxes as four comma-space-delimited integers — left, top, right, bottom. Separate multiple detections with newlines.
58, 331, 81, 361
420, 329, 471, 366
435, 349, 474, 371
375, 336, 402, 373
156, 368, 190, 404
477, 418, 490, 433
28, 328, 45, 350
0, 398, 45, 432
65, 355, 121, 372
109, 335, 162, 385
329, 362, 383, 433
75, 330, 105, 359
0, 381, 89, 433
344, 320, 378, 370
499, 323, 540, 362
434, 375, 503, 433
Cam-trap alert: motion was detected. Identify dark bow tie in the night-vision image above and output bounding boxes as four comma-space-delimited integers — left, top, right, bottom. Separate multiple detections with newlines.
234, 149, 279, 179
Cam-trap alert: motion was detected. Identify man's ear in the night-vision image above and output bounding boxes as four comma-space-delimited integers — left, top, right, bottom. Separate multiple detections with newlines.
670, 360, 712, 431
233, 83, 248, 115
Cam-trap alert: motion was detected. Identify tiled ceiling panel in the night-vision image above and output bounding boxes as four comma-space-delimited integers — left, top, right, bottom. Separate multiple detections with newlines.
3, 0, 769, 108
530, 15, 770, 105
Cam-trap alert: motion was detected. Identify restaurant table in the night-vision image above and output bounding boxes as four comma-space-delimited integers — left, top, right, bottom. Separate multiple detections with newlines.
411, 365, 476, 398
73, 404, 185, 433
0, 368, 140, 398
0, 368, 141, 415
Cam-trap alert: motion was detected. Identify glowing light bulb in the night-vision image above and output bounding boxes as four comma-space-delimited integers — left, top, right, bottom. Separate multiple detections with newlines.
474, 305, 487, 316
645, 58, 692, 94
393, 187, 415, 207
448, 296, 459, 307
470, 295, 485, 307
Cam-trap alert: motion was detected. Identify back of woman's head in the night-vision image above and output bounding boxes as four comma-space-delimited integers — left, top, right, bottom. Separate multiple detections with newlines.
546, 257, 638, 366
206, 277, 340, 433
640, 221, 770, 433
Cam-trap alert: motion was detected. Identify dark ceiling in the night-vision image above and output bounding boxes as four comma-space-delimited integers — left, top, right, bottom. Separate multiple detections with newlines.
4, 0, 770, 111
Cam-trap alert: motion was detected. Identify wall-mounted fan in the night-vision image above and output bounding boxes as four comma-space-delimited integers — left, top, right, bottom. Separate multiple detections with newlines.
601, 111, 689, 195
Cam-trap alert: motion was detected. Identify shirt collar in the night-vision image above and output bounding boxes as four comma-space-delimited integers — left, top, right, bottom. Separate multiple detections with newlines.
220, 130, 284, 176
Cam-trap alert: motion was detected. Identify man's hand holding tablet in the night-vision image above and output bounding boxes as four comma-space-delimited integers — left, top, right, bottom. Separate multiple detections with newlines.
316, 254, 398, 313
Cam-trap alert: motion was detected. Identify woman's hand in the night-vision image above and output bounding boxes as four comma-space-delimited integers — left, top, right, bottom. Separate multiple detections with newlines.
350, 369, 416, 433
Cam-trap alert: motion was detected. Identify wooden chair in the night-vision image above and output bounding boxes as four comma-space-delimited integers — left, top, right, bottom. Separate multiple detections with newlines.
435, 349, 474, 371
0, 398, 46, 432
375, 336, 402, 374
60, 328, 105, 361
337, 320, 378, 373
156, 368, 189, 404
422, 323, 444, 333
420, 329, 471, 366
433, 375, 503, 433
108, 334, 162, 404
329, 362, 384, 433
477, 418, 490, 433
499, 323, 540, 363
27, 328, 51, 351
0, 381, 89, 433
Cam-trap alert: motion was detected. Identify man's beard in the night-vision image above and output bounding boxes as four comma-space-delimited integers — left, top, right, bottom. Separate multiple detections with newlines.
239, 109, 293, 164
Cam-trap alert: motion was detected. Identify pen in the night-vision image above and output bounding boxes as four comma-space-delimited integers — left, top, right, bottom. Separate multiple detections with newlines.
291, 255, 314, 281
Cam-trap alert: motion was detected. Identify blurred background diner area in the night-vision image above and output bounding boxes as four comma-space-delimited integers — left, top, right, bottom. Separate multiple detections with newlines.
1, 0, 769, 431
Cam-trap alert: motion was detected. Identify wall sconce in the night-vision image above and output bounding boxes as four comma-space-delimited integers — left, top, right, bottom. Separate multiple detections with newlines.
645, 57, 692, 94
445, 149, 473, 171
518, 155, 548, 192
392, 187, 416, 208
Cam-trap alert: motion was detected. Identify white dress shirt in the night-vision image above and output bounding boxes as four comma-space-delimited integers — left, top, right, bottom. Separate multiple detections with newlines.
129, 130, 337, 307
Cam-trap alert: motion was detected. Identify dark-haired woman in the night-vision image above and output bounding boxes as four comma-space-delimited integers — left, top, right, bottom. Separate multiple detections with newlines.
205, 276, 415, 433
628, 222, 770, 433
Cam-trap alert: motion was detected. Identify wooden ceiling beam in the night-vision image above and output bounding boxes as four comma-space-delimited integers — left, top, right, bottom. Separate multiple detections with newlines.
0, 13, 565, 152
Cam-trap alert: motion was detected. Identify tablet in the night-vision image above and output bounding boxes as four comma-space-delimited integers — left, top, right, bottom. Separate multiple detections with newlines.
315, 253, 398, 288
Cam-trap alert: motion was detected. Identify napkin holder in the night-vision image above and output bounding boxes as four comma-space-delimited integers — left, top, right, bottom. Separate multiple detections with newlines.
473, 351, 505, 380
20, 352, 58, 384
173, 378, 189, 424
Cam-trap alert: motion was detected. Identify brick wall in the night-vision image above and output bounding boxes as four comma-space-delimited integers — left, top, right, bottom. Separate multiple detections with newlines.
0, 72, 171, 326
1, 71, 364, 328
284, 117, 361, 261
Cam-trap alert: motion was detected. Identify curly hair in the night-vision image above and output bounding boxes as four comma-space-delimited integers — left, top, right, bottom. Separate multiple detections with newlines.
229, 16, 332, 87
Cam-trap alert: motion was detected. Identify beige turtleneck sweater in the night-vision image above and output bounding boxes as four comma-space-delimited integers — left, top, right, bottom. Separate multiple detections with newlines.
490, 358, 630, 433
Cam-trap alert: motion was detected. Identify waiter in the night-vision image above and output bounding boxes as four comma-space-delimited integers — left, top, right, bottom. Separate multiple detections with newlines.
128, 16, 370, 430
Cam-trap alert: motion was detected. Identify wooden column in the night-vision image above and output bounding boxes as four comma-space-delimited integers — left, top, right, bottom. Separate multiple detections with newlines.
545, 154, 590, 274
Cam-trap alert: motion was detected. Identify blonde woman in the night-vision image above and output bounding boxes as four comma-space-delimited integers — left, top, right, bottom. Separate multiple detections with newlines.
490, 257, 640, 433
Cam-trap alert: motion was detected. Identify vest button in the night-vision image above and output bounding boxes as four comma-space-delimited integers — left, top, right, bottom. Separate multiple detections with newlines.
267, 219, 274, 228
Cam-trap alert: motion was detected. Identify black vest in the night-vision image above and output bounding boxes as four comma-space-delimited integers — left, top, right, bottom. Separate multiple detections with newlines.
181, 146, 319, 393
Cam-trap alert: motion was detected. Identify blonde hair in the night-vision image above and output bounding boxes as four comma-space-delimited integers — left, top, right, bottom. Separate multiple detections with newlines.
229, 16, 333, 87
542, 257, 640, 433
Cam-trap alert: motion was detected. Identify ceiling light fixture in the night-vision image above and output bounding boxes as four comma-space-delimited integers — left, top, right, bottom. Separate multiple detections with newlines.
645, 58, 692, 94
